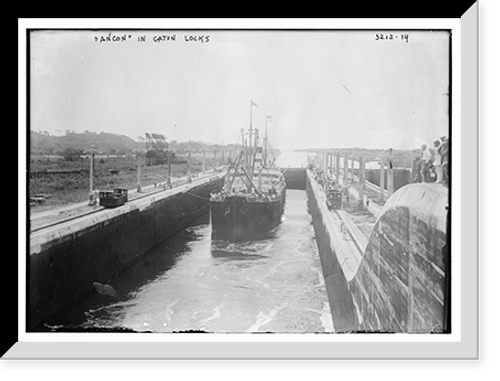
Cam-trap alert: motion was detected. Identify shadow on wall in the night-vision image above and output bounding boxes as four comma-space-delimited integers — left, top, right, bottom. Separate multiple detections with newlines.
308, 172, 450, 333
349, 183, 449, 333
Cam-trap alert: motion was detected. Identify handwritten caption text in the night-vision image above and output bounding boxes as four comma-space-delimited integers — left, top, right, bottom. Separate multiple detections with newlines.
375, 33, 409, 43
94, 33, 211, 44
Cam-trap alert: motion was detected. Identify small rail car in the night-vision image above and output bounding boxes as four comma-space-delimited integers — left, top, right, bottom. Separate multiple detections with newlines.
326, 189, 342, 210
99, 188, 128, 208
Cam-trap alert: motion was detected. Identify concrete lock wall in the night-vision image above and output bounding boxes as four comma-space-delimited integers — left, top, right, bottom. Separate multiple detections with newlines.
306, 170, 449, 333
282, 168, 307, 190
350, 183, 449, 333
355, 168, 412, 192
306, 172, 358, 332
28, 176, 224, 330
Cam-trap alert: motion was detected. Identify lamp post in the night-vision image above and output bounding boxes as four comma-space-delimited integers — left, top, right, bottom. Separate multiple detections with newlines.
379, 159, 386, 203
336, 153, 340, 182
343, 152, 348, 187
358, 156, 365, 209
134, 145, 146, 192
387, 148, 394, 198
167, 148, 172, 187
87, 144, 99, 205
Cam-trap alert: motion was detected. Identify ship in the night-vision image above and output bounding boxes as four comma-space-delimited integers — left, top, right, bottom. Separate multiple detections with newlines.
210, 103, 286, 241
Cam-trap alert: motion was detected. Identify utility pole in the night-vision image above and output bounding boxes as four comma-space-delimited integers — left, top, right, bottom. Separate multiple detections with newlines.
187, 148, 191, 177
134, 145, 146, 192
87, 144, 98, 205
379, 159, 386, 203
167, 148, 172, 187
387, 148, 395, 198
202, 149, 206, 172
336, 153, 340, 182
343, 152, 349, 187
358, 156, 365, 209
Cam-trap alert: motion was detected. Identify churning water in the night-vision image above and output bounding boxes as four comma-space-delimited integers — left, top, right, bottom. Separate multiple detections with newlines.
49, 189, 334, 333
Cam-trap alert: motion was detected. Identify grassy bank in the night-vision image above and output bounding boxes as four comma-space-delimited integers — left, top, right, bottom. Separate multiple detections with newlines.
29, 155, 220, 211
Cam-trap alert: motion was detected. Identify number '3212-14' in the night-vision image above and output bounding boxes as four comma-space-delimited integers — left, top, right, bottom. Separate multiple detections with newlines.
375, 33, 409, 43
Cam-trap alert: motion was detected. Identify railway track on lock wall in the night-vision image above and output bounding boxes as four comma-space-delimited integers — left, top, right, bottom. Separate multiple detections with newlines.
30, 171, 224, 235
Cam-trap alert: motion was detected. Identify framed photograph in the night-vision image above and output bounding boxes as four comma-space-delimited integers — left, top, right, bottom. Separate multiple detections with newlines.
9, 10, 478, 360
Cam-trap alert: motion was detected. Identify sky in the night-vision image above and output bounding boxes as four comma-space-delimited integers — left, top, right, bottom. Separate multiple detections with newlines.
30, 29, 450, 150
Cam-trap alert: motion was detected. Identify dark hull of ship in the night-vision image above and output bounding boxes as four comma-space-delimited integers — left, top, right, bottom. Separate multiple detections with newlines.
211, 189, 286, 241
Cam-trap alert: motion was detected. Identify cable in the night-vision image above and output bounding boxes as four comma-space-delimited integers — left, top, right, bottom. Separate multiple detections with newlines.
155, 202, 210, 218
185, 190, 211, 201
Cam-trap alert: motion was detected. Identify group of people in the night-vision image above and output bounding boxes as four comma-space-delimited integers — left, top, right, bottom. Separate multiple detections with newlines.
312, 169, 334, 190
414, 136, 449, 186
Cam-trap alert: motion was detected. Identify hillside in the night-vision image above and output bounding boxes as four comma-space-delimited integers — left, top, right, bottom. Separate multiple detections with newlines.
29, 130, 283, 161
30, 130, 138, 156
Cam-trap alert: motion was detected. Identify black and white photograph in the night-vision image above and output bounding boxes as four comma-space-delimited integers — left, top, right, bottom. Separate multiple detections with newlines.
25, 27, 452, 336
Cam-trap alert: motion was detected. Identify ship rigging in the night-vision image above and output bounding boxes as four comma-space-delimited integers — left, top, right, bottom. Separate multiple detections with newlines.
210, 101, 286, 241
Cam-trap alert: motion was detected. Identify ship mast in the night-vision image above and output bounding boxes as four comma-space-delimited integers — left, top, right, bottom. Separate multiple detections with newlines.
227, 100, 265, 195
248, 100, 258, 175
251, 127, 259, 176
264, 116, 268, 167
249, 101, 253, 150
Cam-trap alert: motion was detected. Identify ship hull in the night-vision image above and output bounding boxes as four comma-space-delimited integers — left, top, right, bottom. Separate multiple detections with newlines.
211, 188, 286, 241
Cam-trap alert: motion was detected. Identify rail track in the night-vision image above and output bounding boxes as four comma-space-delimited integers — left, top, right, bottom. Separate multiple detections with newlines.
30, 171, 224, 235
